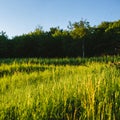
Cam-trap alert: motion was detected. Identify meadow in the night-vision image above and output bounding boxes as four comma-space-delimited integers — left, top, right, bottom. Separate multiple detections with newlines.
0, 56, 120, 120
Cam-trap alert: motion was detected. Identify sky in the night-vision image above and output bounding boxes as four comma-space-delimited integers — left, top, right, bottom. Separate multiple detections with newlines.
0, 0, 120, 38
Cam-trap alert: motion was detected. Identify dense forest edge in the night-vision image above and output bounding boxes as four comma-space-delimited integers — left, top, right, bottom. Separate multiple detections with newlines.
0, 19, 120, 58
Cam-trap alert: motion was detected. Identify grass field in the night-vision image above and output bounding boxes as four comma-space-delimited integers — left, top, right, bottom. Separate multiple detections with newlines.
0, 56, 120, 120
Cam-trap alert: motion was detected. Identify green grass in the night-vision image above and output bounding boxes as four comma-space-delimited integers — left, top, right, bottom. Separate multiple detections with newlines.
0, 57, 120, 120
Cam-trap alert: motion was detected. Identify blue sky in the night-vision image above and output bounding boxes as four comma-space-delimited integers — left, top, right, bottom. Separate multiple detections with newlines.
0, 0, 120, 38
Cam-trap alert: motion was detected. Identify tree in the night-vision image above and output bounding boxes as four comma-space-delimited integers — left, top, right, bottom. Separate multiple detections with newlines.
68, 20, 91, 57
68, 20, 90, 39
0, 20, 120, 58
0, 31, 8, 57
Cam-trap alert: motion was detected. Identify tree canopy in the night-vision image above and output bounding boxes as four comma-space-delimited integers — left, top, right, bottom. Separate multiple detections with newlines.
0, 19, 120, 58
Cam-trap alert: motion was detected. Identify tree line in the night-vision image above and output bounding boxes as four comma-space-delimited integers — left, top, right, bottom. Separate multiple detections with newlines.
0, 19, 120, 58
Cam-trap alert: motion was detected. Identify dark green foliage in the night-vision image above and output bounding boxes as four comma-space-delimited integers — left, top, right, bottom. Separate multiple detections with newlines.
0, 31, 8, 57
0, 20, 120, 58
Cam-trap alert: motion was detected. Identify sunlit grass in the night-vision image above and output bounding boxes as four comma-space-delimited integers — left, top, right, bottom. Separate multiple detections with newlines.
0, 57, 120, 119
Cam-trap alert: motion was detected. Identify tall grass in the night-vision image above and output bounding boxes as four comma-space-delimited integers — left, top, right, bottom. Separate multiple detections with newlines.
0, 57, 120, 120
0, 55, 119, 65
